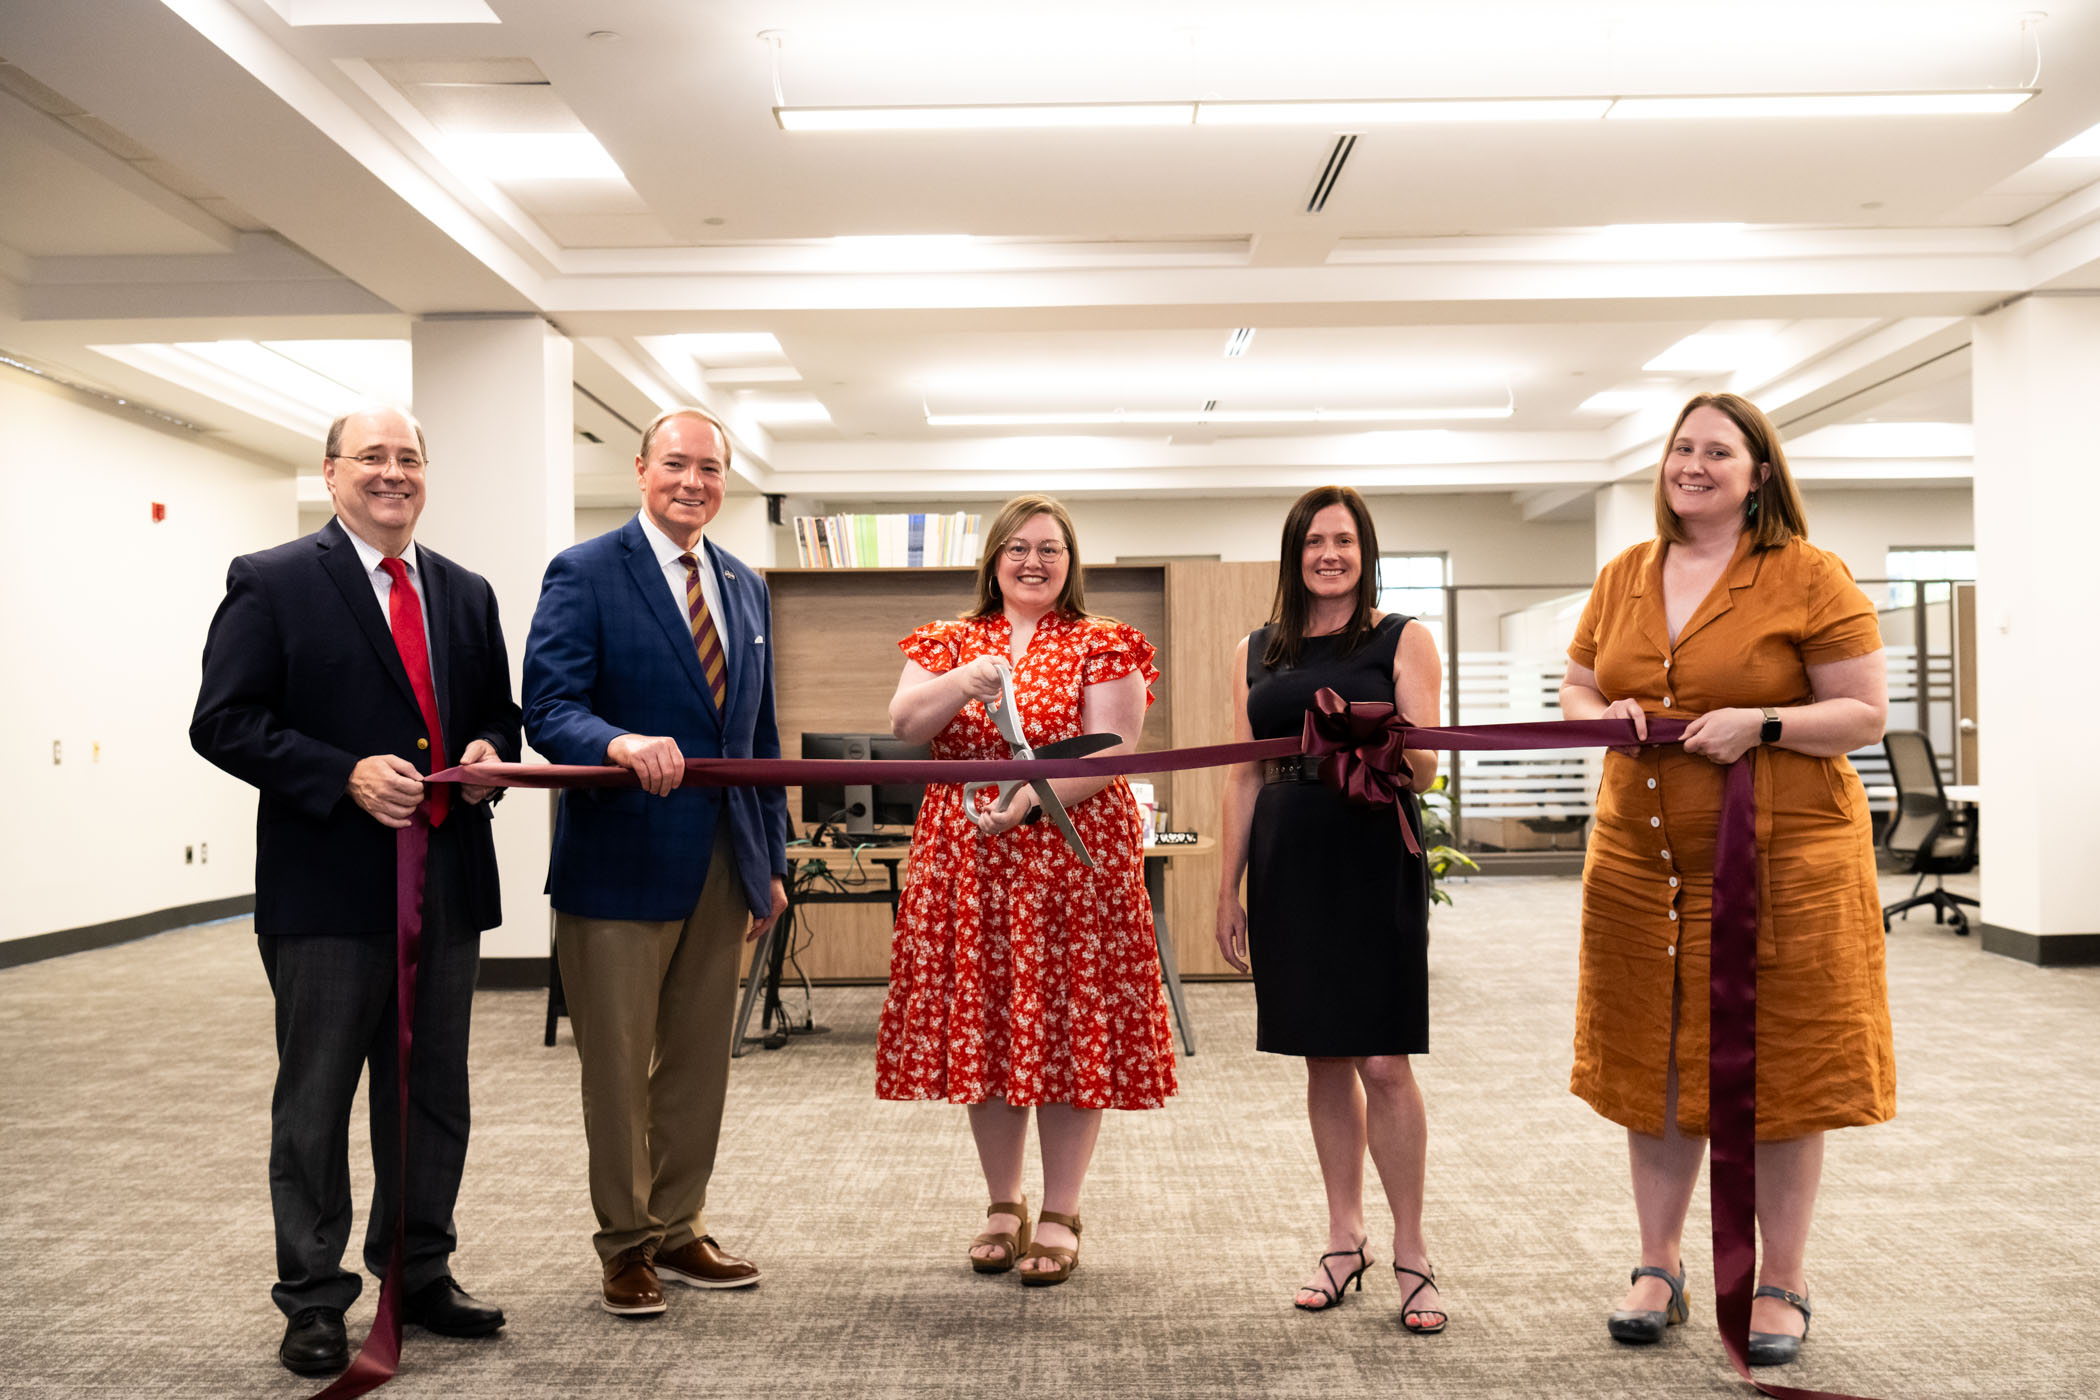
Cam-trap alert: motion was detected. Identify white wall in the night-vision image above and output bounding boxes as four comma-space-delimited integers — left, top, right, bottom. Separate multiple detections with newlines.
577, 489, 775, 561
1798, 487, 1972, 579
1, 372, 295, 943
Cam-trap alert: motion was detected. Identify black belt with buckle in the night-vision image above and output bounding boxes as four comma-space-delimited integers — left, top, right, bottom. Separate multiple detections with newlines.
1262, 755, 1323, 785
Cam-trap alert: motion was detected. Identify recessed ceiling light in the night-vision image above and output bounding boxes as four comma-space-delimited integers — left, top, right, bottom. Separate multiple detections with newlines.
1575, 389, 1678, 417
439, 132, 623, 180
2045, 122, 2100, 157
675, 332, 786, 364
738, 393, 832, 424
1643, 333, 1774, 374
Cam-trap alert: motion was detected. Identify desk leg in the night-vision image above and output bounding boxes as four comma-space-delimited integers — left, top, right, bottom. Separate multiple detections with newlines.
730, 917, 780, 1060
1145, 856, 1196, 1056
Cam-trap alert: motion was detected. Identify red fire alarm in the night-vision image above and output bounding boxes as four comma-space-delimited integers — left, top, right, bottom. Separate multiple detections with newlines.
151, 502, 166, 522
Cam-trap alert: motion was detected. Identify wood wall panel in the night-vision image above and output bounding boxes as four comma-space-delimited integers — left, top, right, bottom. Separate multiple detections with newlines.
1163, 560, 1278, 978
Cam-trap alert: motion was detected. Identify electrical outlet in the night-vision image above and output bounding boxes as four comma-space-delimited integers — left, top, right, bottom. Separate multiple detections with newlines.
199, 842, 209, 864
52, 740, 62, 766
184, 845, 194, 864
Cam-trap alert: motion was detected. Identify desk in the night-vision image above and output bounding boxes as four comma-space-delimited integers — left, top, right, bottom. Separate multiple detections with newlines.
730, 837, 1215, 1059
1867, 784, 1980, 804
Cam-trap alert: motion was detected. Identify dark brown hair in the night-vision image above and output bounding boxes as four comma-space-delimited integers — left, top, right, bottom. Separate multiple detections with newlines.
1653, 392, 1808, 549
968, 494, 1090, 620
1262, 485, 1381, 670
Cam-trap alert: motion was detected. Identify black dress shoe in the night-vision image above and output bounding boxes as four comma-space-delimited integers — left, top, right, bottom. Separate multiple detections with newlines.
403, 1277, 507, 1337
280, 1307, 348, 1375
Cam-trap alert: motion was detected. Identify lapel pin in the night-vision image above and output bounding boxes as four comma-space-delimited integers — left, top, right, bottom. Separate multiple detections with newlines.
724, 570, 737, 580
754, 634, 764, 644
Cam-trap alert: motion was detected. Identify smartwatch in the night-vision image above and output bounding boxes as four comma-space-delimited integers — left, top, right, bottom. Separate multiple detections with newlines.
1760, 707, 1783, 745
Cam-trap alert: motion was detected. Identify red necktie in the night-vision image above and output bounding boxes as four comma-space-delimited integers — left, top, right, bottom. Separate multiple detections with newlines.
379, 556, 448, 827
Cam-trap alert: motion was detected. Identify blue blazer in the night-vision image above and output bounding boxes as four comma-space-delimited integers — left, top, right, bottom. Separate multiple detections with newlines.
523, 517, 789, 921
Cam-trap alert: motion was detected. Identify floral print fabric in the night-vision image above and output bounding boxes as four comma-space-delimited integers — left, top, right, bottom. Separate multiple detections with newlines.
876, 611, 1177, 1109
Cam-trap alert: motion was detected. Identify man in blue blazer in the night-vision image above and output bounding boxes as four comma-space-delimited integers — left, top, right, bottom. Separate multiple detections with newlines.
523, 406, 788, 1316
192, 406, 519, 1374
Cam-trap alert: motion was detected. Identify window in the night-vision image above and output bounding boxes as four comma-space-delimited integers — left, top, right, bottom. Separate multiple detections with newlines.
1884, 547, 1975, 607
1378, 554, 1449, 649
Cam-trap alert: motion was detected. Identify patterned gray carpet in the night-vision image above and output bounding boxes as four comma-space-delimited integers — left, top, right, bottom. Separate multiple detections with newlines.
2, 872, 2094, 1399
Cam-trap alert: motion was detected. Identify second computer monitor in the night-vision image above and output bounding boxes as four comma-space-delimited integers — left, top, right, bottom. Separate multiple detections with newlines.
799, 733, 930, 836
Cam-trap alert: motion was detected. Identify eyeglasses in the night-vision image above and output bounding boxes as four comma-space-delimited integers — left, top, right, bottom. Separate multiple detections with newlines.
330, 452, 427, 471
1002, 542, 1067, 563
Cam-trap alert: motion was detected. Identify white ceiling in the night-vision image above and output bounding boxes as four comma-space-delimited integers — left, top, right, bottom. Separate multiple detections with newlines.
5, 0, 2100, 507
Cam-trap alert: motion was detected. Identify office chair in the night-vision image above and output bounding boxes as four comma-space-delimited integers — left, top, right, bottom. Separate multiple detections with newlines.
1879, 729, 1979, 936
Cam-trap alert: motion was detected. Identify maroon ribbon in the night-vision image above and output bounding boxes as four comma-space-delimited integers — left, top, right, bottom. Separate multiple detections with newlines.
309, 817, 428, 1400
411, 701, 1879, 1399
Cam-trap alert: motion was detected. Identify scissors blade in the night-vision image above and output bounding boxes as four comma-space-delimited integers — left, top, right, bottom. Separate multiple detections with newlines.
1029, 777, 1096, 868
988, 666, 1031, 757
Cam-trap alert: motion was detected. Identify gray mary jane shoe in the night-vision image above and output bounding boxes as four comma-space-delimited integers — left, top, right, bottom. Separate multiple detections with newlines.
1606, 1263, 1688, 1344
1746, 1285, 1812, 1366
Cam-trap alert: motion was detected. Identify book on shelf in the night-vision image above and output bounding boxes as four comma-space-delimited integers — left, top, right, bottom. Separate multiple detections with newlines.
788, 511, 982, 567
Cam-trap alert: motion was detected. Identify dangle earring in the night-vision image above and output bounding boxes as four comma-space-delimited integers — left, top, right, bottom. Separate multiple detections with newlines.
1744, 491, 1761, 524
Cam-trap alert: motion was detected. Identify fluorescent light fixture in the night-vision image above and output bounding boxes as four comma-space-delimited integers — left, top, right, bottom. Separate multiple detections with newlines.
260, 340, 412, 405
440, 132, 623, 180
1575, 389, 1679, 416
1643, 333, 1774, 373
1608, 91, 2033, 120
2046, 122, 2100, 157
176, 341, 368, 413
925, 406, 1512, 426
1196, 98, 1608, 126
781, 91, 2032, 133
1223, 328, 1256, 358
89, 340, 360, 438
778, 104, 1193, 131
738, 393, 832, 424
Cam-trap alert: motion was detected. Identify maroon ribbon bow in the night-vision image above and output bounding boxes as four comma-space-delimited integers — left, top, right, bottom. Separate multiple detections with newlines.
1299, 688, 1424, 854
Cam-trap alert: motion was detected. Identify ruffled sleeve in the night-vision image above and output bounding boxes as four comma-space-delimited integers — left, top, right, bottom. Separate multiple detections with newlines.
1079, 617, 1160, 708
898, 619, 961, 674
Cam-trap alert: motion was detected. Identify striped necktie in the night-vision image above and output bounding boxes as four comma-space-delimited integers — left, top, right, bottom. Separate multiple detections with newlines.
678, 551, 729, 710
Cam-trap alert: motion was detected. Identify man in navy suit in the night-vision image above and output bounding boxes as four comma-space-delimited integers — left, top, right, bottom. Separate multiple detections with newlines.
191, 406, 520, 1374
523, 406, 788, 1316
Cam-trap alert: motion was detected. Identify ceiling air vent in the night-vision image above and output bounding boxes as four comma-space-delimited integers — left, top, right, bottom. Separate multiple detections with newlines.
1305, 134, 1358, 214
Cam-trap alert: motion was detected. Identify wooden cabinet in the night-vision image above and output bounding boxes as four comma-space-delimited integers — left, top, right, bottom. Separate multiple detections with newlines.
762, 560, 1274, 982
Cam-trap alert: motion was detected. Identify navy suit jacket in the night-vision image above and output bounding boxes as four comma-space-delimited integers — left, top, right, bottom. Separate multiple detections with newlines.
522, 517, 789, 921
190, 518, 521, 936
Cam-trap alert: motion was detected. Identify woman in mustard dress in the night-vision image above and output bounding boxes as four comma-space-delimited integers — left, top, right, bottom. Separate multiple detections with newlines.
1559, 393, 1892, 1367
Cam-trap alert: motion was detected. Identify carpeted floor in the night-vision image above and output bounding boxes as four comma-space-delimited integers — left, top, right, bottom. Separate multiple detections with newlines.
2, 871, 2094, 1399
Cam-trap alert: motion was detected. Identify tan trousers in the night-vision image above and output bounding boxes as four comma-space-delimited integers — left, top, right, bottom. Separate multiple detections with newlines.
555, 831, 747, 1264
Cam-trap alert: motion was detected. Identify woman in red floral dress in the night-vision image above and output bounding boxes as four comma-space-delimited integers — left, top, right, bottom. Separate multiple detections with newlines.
880, 494, 1176, 1285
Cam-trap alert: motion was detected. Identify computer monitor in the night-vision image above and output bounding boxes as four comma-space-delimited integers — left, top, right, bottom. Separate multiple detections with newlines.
799, 733, 930, 837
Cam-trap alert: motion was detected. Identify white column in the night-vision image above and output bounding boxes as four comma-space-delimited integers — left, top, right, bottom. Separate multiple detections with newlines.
411, 315, 574, 964
1594, 477, 1652, 571
1969, 295, 2100, 964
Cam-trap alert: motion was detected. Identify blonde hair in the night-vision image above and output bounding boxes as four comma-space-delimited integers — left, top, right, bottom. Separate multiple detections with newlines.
638, 406, 733, 469
968, 495, 1090, 619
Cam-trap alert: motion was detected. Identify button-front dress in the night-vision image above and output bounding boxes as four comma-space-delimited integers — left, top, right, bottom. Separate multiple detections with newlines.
876, 610, 1177, 1110
1569, 532, 1896, 1140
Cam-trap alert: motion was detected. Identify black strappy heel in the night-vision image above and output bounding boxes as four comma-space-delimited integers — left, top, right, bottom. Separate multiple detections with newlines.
1393, 1262, 1447, 1334
1294, 1240, 1371, 1312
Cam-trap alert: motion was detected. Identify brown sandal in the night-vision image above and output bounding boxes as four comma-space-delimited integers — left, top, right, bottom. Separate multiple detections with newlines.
969, 1200, 1032, 1274
1018, 1210, 1082, 1287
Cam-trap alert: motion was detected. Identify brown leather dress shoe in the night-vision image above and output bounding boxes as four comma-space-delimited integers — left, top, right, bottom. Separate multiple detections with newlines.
602, 1245, 667, 1316
655, 1235, 763, 1290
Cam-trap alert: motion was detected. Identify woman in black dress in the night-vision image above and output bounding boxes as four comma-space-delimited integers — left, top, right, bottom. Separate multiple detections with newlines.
1215, 485, 1447, 1329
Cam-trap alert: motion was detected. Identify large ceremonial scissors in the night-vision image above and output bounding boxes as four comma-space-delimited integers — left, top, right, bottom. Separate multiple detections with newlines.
977, 664, 1121, 867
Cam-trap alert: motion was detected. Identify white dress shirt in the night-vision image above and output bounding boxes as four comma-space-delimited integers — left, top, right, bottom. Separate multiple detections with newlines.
636, 510, 729, 658
339, 519, 436, 683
